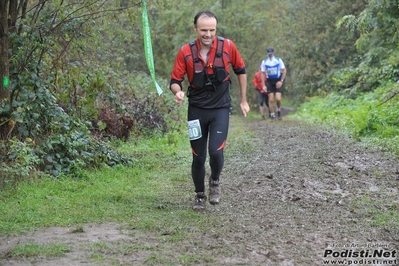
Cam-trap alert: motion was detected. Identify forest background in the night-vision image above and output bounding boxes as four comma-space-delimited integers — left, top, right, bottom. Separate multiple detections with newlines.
0, 0, 398, 180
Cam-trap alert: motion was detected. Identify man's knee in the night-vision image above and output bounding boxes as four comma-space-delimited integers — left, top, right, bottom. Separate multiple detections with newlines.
209, 148, 223, 155
209, 149, 223, 163
192, 152, 206, 165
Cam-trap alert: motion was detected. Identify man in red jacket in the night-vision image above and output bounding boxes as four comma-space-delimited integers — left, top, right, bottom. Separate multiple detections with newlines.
170, 10, 250, 210
253, 70, 269, 120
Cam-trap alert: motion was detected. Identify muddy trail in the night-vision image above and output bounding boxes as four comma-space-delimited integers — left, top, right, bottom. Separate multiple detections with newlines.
1, 112, 399, 266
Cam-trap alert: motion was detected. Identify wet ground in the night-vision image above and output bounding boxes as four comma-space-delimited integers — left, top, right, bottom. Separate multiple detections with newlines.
1, 112, 398, 265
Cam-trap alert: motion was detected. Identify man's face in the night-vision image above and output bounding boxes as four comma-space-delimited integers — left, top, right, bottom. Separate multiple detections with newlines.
194, 16, 217, 48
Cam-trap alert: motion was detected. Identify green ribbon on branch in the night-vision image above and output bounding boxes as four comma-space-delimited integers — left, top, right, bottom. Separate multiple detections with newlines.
142, 0, 163, 95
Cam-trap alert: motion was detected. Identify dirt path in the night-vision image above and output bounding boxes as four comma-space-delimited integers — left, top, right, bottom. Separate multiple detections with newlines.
1, 114, 398, 265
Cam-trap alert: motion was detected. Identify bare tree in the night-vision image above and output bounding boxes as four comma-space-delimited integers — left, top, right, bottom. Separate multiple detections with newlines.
0, 0, 10, 103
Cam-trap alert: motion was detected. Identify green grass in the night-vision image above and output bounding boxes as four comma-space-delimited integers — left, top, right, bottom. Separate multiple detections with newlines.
0, 130, 213, 236
281, 97, 296, 108
6, 243, 72, 258
291, 87, 399, 155
352, 194, 399, 228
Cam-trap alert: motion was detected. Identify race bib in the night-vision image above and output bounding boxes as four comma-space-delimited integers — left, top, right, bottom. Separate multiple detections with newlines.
188, 119, 202, 141
267, 67, 278, 76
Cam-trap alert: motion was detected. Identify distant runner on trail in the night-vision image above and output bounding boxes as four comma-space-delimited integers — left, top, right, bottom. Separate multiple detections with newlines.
169, 10, 250, 210
253, 70, 269, 120
260, 47, 286, 121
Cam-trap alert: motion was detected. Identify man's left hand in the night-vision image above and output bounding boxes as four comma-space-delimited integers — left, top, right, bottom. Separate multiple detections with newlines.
240, 101, 250, 117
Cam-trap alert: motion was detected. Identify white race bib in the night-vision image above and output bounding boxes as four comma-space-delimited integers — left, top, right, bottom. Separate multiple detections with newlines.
267, 67, 278, 76
188, 119, 202, 141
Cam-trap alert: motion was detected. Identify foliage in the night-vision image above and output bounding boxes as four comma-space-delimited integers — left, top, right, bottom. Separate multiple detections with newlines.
275, 0, 366, 102
0, 0, 179, 180
0, 137, 40, 187
335, 0, 399, 91
290, 0, 399, 155
2, 28, 134, 178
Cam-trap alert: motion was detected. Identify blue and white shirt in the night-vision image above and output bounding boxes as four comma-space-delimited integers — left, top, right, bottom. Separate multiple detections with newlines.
260, 56, 285, 80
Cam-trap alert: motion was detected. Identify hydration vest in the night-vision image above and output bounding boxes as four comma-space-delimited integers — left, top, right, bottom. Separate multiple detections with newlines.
189, 36, 229, 88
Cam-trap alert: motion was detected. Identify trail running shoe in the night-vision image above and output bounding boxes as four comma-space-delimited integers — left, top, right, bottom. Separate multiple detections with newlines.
277, 111, 282, 120
209, 179, 221, 205
193, 192, 207, 210
262, 115, 265, 120
270, 115, 275, 122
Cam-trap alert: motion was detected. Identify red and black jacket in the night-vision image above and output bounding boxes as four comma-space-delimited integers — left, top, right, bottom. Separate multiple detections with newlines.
170, 36, 246, 108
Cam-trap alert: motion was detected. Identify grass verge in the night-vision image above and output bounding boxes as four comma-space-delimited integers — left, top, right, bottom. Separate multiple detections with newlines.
0, 116, 256, 263
291, 89, 399, 155
0, 129, 213, 234
0, 116, 257, 235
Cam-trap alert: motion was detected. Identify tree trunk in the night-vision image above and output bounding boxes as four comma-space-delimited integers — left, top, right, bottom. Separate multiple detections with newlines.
0, 0, 10, 102
0, 0, 11, 139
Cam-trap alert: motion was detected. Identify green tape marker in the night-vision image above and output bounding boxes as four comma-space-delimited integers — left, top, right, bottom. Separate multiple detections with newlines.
3, 76, 9, 88
142, 0, 163, 95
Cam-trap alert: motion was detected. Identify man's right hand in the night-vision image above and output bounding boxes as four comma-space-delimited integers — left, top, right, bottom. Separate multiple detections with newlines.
262, 85, 267, 93
175, 91, 185, 106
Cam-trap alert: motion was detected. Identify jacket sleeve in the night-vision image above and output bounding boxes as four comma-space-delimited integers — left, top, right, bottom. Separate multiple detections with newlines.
169, 46, 188, 90
226, 40, 246, 75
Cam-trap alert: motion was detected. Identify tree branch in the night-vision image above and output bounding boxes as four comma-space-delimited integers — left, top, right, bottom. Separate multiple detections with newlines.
377, 90, 399, 106
48, 1, 142, 35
